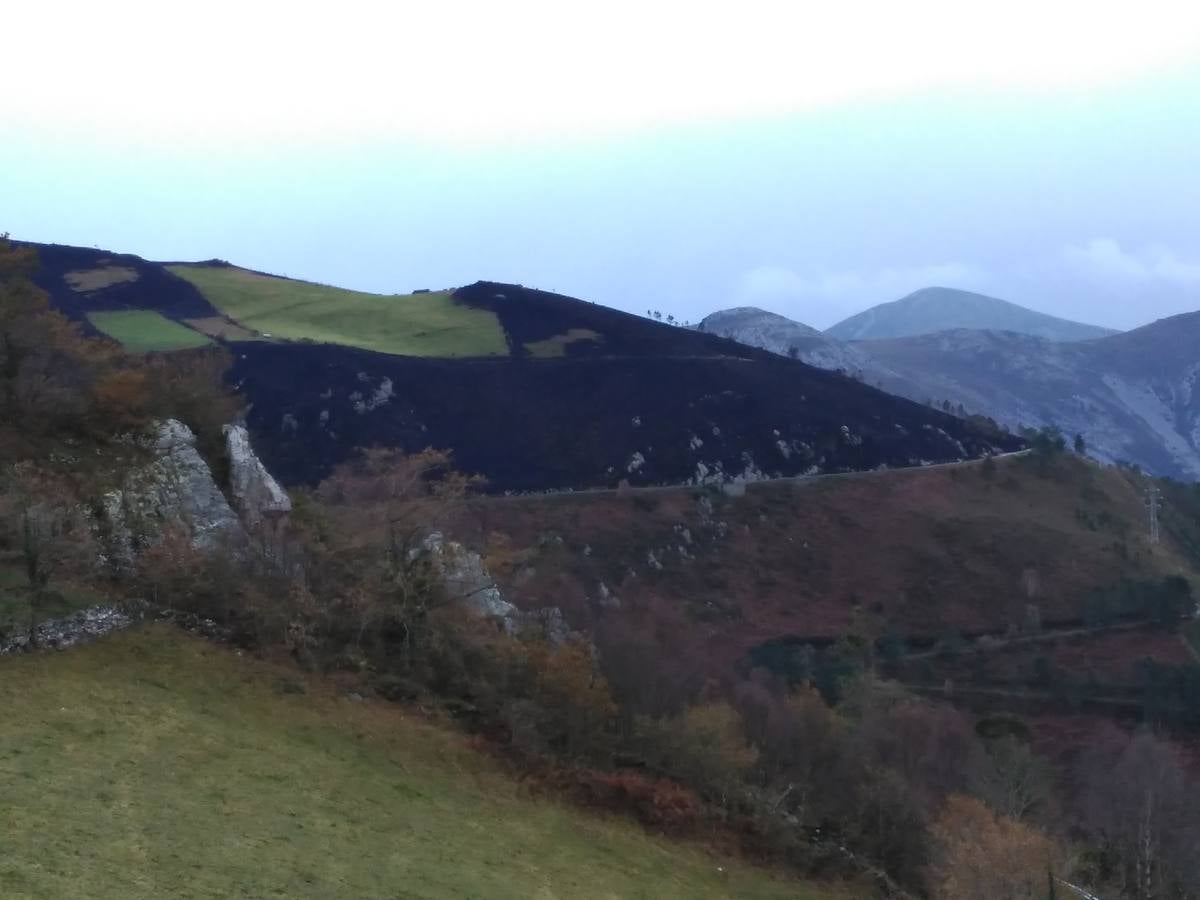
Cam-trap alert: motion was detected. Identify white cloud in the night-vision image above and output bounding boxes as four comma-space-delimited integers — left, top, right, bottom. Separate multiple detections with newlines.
736, 262, 984, 326
1064, 238, 1200, 285
4, 1, 1200, 145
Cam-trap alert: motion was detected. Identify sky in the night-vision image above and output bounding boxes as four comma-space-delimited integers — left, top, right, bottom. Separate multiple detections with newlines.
3, 1, 1200, 330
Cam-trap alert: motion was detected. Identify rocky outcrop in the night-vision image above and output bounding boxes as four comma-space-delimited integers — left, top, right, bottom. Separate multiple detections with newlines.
223, 424, 292, 529
420, 531, 570, 645
101, 420, 245, 566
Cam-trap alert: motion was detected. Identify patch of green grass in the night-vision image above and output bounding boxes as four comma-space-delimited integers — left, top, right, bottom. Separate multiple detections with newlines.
169, 265, 509, 358
524, 328, 603, 358
0, 627, 850, 899
87, 310, 213, 353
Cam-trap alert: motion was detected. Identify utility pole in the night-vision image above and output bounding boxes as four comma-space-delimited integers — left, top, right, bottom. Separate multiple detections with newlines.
1145, 485, 1162, 544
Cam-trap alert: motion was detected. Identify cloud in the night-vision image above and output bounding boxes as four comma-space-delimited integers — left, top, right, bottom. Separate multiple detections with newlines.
1063, 238, 1200, 285
736, 261, 984, 327
5, 2, 1200, 144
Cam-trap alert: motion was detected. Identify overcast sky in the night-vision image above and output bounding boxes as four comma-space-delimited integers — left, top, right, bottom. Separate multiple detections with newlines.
4, 1, 1200, 330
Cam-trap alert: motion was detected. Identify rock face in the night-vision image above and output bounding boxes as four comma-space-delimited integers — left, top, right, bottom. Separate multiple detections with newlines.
223, 424, 292, 529
699, 307, 874, 375
102, 420, 245, 565
420, 531, 570, 644
421, 531, 517, 623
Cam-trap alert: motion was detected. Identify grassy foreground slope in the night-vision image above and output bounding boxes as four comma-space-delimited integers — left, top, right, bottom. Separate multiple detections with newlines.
168, 265, 508, 358
0, 627, 847, 900
87, 310, 213, 353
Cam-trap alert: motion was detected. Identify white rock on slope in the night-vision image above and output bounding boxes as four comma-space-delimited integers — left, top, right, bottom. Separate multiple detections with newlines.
103, 420, 246, 566
223, 424, 292, 529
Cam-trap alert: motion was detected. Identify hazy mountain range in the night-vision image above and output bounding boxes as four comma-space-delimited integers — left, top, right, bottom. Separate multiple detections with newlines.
701, 290, 1200, 481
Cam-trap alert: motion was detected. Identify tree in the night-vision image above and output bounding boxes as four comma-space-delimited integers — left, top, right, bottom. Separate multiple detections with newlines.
1073, 433, 1087, 455
1076, 730, 1198, 899
928, 794, 1062, 900
970, 735, 1055, 823
0, 463, 97, 645
1028, 426, 1067, 460
304, 447, 482, 664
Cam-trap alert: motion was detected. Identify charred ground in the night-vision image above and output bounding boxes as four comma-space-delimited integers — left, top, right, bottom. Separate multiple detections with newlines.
26, 242, 1020, 491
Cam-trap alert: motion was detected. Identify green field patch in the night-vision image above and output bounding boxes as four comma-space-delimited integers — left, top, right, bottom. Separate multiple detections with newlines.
524, 327, 603, 358
0, 627, 843, 899
87, 310, 213, 353
169, 265, 509, 358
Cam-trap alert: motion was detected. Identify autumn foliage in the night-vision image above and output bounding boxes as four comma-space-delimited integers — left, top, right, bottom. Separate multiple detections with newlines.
928, 794, 1061, 900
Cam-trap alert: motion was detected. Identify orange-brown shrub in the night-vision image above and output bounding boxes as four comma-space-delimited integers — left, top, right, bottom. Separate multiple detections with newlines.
536, 767, 701, 835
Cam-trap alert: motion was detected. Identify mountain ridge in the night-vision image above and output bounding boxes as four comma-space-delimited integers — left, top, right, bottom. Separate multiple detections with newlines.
826, 286, 1118, 342
702, 303, 1200, 480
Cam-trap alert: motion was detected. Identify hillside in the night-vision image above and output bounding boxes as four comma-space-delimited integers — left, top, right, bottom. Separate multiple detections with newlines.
0, 627, 850, 899
825, 287, 1117, 342
455, 453, 1198, 716
26, 241, 1020, 491
863, 316, 1200, 480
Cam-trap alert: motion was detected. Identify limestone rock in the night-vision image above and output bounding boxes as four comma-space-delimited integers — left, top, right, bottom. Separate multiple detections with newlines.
102, 420, 245, 566
419, 532, 571, 644
421, 532, 518, 625
223, 424, 292, 529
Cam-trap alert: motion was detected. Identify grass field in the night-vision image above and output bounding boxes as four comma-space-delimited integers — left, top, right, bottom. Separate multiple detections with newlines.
169, 265, 509, 358
87, 310, 213, 353
0, 627, 851, 900
524, 328, 603, 358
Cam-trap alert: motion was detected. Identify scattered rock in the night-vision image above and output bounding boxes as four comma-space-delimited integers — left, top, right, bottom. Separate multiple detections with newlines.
1, 605, 133, 655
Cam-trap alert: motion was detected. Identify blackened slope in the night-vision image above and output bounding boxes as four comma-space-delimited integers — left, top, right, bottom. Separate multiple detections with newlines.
230, 341, 1020, 490
24, 242, 220, 325
454, 281, 760, 360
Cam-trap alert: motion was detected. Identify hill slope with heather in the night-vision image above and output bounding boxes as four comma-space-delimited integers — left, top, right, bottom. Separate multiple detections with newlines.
26, 241, 1019, 491
455, 452, 1200, 737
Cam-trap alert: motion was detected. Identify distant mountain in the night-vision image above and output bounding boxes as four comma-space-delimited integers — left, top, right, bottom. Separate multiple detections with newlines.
704, 303, 1200, 480
25, 242, 1018, 491
826, 286, 1117, 342
697, 307, 871, 374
